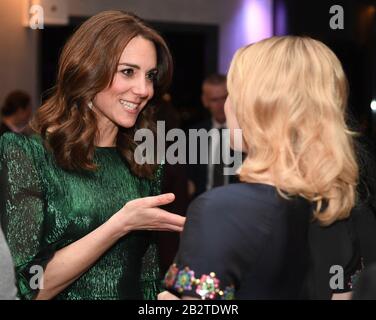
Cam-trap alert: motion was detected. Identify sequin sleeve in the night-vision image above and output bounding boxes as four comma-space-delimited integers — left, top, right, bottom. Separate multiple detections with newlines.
140, 237, 161, 300
0, 133, 54, 300
139, 164, 164, 299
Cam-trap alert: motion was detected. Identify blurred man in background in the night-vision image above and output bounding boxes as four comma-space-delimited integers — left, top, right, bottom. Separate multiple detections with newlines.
187, 74, 240, 198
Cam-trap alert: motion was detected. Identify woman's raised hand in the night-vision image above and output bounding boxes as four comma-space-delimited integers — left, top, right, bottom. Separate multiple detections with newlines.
110, 193, 186, 237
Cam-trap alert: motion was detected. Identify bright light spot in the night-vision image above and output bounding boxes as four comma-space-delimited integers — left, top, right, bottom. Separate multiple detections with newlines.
371, 100, 376, 111
243, 0, 273, 44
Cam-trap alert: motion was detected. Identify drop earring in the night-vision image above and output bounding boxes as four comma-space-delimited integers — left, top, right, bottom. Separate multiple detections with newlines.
88, 101, 94, 110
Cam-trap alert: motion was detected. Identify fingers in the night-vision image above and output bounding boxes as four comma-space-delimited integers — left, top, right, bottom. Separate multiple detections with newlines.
158, 291, 180, 300
154, 208, 186, 228
121, 196, 185, 233
129, 193, 175, 208
140, 208, 185, 232
157, 224, 184, 232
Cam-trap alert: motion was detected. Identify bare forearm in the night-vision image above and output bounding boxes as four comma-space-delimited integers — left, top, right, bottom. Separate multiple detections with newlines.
36, 218, 123, 300
33, 193, 185, 300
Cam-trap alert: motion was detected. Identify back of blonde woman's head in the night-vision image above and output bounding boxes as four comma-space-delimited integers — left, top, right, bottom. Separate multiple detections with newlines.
227, 36, 358, 225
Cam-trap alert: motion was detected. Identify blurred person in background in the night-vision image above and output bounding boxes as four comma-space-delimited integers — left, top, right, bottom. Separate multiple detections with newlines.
352, 263, 376, 300
0, 224, 17, 300
0, 90, 32, 135
187, 74, 240, 198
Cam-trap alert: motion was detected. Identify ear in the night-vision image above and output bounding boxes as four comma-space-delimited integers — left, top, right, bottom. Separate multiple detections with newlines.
201, 93, 208, 109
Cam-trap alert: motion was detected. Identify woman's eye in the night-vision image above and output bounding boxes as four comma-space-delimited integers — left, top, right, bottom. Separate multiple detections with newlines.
121, 68, 134, 77
146, 72, 158, 82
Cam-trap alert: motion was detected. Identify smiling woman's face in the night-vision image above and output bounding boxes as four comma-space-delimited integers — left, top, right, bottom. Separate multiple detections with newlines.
92, 35, 158, 129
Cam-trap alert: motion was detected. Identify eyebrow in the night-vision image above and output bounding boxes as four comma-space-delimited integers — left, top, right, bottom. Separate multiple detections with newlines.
118, 63, 158, 72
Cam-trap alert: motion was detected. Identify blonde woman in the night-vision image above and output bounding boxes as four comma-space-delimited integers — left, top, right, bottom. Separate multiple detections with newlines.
161, 36, 358, 299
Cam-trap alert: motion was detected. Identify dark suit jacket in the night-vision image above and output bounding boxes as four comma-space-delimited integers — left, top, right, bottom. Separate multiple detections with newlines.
186, 119, 240, 198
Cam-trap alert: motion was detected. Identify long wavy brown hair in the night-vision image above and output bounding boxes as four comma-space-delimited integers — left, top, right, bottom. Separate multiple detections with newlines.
31, 11, 173, 178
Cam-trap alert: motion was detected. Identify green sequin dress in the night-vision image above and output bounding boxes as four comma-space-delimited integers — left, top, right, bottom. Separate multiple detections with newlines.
0, 132, 162, 300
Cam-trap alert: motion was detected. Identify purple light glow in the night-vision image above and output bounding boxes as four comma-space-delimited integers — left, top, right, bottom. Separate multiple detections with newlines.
219, 0, 275, 74
243, 0, 273, 44
275, 0, 287, 35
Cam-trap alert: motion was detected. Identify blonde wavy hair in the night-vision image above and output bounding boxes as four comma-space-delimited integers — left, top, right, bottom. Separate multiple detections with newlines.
227, 36, 358, 226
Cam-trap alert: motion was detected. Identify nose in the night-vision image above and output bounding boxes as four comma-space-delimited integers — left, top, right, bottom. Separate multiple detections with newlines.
132, 75, 149, 98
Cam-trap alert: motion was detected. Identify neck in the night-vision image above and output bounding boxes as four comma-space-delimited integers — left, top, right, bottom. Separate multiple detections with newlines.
241, 158, 276, 187
95, 114, 118, 148
212, 118, 226, 128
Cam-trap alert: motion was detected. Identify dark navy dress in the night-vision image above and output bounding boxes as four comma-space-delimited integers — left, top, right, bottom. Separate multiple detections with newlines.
164, 183, 312, 299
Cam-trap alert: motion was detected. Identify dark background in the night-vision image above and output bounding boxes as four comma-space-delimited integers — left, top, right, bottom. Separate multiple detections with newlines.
39, 19, 218, 129
39, 0, 376, 147
282, 0, 376, 146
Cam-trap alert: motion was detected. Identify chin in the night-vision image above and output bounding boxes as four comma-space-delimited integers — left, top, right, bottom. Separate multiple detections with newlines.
118, 121, 137, 129
114, 114, 139, 129
112, 116, 135, 128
